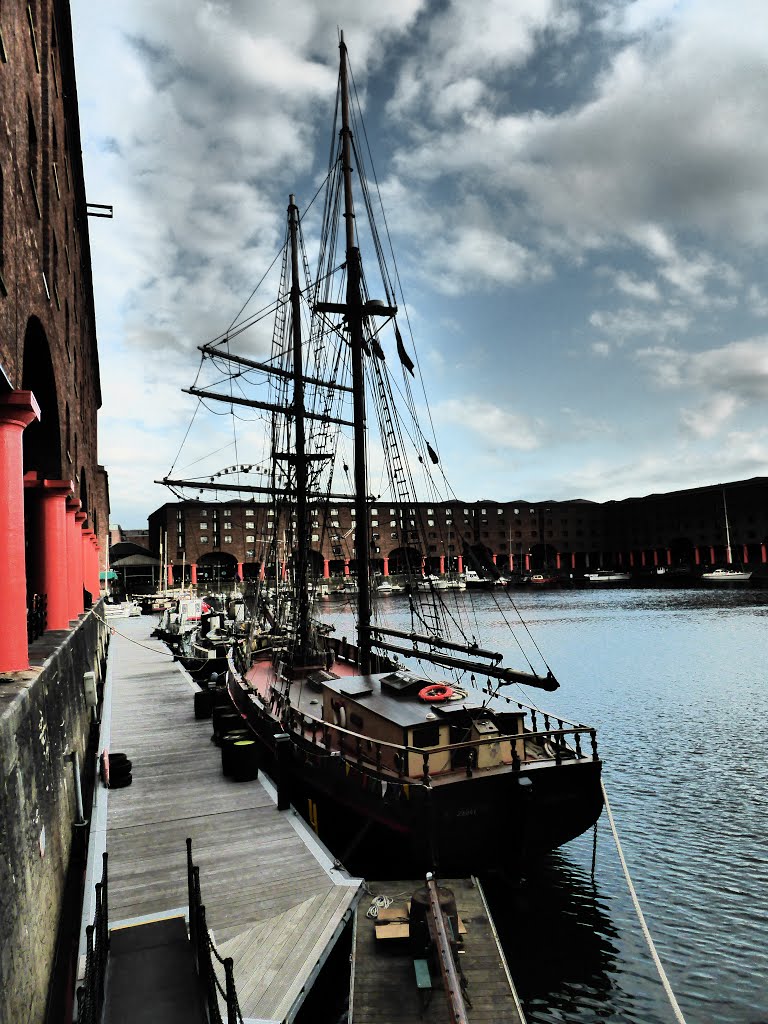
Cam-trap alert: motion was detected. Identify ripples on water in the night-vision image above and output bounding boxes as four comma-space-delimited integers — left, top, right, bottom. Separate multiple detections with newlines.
321, 588, 768, 1024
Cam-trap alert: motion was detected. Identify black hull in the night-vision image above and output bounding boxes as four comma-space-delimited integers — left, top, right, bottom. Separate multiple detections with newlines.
226, 678, 603, 878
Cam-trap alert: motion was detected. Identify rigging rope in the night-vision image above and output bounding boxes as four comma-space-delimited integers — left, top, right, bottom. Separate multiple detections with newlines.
601, 781, 689, 1024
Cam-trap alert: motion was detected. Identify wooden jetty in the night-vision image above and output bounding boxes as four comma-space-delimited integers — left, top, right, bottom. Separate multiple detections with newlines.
350, 877, 526, 1024
81, 614, 361, 1023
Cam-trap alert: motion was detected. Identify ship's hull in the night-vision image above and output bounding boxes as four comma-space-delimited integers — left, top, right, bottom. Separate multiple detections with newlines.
226, 675, 603, 878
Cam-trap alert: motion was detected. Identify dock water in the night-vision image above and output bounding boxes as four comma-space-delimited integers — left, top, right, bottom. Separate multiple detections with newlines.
351, 877, 526, 1024
80, 612, 361, 1023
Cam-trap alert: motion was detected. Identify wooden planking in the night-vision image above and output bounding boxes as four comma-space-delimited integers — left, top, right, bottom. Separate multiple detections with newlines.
104, 618, 361, 1021
351, 878, 525, 1024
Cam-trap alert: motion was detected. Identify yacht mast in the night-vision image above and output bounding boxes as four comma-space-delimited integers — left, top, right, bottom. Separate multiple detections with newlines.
723, 486, 732, 565
339, 33, 372, 673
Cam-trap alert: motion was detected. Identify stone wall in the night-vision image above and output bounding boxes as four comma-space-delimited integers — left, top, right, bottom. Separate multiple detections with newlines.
0, 604, 109, 1024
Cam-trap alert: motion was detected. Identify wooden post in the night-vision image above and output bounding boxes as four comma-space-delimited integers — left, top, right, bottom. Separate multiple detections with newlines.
274, 733, 292, 811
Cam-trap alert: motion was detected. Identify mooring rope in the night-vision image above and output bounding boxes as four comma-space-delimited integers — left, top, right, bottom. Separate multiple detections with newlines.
92, 608, 178, 659
601, 780, 688, 1024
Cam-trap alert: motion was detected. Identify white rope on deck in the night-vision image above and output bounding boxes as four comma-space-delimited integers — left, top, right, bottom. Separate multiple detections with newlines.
601, 780, 688, 1024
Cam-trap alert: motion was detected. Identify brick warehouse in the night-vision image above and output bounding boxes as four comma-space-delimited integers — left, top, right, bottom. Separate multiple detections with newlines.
1, 3, 112, 1021
147, 476, 768, 586
0, 0, 109, 664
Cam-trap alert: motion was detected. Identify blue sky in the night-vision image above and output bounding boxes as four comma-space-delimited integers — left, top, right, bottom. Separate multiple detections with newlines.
70, 0, 768, 527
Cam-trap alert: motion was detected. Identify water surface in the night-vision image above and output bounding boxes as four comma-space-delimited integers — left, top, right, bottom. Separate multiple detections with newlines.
320, 587, 768, 1024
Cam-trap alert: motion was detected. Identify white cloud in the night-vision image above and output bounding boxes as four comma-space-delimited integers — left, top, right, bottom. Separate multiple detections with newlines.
433, 398, 543, 451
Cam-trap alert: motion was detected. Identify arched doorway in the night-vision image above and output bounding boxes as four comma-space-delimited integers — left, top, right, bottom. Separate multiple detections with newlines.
197, 552, 238, 589
387, 546, 423, 576
22, 317, 62, 479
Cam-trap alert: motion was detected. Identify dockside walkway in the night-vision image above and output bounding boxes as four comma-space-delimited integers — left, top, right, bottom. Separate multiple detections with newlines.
78, 612, 361, 1023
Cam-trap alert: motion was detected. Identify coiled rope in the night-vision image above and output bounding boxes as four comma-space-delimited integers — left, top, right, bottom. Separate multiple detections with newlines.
602, 781, 688, 1024
366, 894, 393, 919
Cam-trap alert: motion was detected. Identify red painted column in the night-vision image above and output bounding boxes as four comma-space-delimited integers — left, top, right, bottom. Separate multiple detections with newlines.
0, 393, 41, 670
457, 555, 463, 574
491, 553, 497, 565
666, 548, 672, 566
75, 512, 88, 605
167, 562, 174, 587
508, 553, 514, 572
694, 547, 701, 566
525, 553, 531, 572
709, 546, 716, 564
344, 559, 350, 577
556, 552, 561, 570
82, 529, 97, 599
761, 543, 767, 564
65, 499, 83, 619
641, 551, 647, 567
190, 563, 198, 585
629, 551, 635, 567
421, 556, 426, 576
381, 557, 388, 577
281, 560, 287, 581
617, 551, 624, 567
742, 544, 748, 564
653, 550, 659, 567
571, 552, 576, 570
439, 555, 445, 574
323, 559, 330, 578
237, 562, 244, 581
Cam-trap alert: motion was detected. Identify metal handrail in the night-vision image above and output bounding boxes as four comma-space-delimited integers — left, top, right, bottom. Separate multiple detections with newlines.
75, 852, 109, 1024
186, 838, 243, 1024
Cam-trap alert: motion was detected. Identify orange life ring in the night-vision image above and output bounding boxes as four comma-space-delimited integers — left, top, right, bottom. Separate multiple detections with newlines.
419, 683, 454, 702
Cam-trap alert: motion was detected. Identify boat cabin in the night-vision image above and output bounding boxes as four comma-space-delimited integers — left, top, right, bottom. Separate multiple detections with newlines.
315, 669, 526, 777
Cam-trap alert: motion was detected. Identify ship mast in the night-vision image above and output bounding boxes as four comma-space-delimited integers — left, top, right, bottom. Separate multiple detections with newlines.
287, 193, 313, 662
340, 32, 372, 674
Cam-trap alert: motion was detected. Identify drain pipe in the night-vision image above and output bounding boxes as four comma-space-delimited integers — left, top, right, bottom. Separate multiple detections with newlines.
71, 751, 87, 826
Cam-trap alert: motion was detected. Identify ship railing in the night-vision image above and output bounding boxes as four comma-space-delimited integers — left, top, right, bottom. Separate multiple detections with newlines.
278, 703, 598, 787
75, 852, 109, 1024
187, 837, 243, 1024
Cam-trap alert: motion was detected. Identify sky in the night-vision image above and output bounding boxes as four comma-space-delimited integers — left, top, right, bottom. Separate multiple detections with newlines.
70, 0, 768, 528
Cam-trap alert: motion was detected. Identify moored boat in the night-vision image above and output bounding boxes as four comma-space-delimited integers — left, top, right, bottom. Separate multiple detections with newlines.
160, 35, 603, 877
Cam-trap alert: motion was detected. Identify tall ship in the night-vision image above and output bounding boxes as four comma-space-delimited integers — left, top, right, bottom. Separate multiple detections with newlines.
162, 35, 603, 877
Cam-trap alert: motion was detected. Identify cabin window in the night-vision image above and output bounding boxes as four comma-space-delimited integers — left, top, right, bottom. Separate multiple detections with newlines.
245, 510, 254, 518
200, 510, 208, 516
200, 536, 208, 543
481, 508, 486, 515
411, 724, 440, 748
199, 522, 206, 529
370, 508, 377, 515
223, 534, 232, 543
371, 519, 378, 527
223, 509, 231, 517
390, 532, 398, 539
312, 534, 319, 542
246, 535, 255, 542
427, 508, 434, 514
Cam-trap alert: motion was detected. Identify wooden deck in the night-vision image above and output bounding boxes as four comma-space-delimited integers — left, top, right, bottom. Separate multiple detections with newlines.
350, 878, 526, 1024
90, 614, 361, 1024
